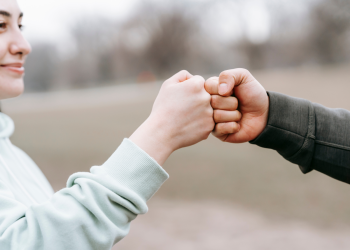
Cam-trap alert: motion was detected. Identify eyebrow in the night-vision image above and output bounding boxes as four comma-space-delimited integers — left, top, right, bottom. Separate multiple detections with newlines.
0, 10, 24, 18
0, 10, 10, 17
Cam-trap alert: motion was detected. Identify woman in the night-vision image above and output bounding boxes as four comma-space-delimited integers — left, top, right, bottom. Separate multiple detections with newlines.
0, 0, 219, 249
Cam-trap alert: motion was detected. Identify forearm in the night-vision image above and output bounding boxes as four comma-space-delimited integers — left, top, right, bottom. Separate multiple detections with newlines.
129, 117, 174, 166
0, 139, 168, 250
251, 91, 350, 184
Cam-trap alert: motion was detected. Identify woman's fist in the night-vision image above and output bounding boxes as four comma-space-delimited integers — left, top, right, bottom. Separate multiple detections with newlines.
130, 70, 214, 165
151, 70, 214, 150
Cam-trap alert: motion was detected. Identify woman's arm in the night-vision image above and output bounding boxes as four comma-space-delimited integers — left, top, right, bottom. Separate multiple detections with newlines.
0, 139, 167, 250
0, 70, 214, 249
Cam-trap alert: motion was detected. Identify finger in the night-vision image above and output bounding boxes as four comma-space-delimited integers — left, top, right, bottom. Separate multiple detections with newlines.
211, 95, 238, 110
212, 122, 240, 138
204, 76, 219, 95
213, 110, 242, 123
218, 68, 254, 96
169, 70, 194, 83
181, 75, 205, 90
205, 76, 234, 96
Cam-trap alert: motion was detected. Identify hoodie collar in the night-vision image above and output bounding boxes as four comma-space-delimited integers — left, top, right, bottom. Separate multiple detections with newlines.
0, 113, 14, 139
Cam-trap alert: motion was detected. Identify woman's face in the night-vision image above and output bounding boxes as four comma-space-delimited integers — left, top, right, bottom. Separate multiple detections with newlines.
0, 0, 31, 100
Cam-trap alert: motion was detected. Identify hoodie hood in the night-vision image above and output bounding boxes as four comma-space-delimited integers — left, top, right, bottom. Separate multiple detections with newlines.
0, 113, 14, 139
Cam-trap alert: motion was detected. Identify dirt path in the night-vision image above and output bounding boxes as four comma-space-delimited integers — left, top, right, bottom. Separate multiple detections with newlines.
115, 199, 350, 250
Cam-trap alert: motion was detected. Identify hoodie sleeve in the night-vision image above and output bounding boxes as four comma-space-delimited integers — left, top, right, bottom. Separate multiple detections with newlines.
0, 138, 168, 250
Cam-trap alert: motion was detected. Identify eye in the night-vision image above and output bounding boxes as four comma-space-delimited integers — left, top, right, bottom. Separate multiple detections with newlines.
0, 22, 7, 30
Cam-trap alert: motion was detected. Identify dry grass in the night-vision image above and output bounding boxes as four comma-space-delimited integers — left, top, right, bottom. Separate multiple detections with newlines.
3, 64, 350, 248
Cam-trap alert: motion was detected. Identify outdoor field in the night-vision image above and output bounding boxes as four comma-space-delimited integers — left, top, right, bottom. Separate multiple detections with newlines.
3, 65, 350, 249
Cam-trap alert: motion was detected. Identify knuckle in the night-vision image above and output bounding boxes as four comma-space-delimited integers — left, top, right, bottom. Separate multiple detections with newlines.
217, 123, 228, 134
227, 123, 235, 134
209, 121, 215, 131
219, 70, 232, 78
192, 77, 204, 91
197, 78, 206, 89
208, 122, 215, 131
205, 106, 213, 117
163, 79, 170, 86
179, 69, 189, 75
231, 122, 240, 133
219, 122, 236, 134
213, 127, 225, 140
206, 76, 218, 82
195, 75, 205, 83
201, 122, 213, 140
208, 107, 214, 116
232, 97, 239, 110
231, 111, 240, 121
237, 68, 249, 75
203, 91, 211, 102
198, 91, 209, 102
204, 77, 219, 95
188, 82, 199, 92
213, 110, 221, 121
226, 124, 234, 134
211, 95, 220, 107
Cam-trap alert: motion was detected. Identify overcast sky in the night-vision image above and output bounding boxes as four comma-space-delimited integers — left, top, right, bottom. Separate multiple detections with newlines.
17, 0, 140, 44
16, 0, 310, 52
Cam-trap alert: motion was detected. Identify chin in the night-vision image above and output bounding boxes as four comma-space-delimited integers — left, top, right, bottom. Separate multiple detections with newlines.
0, 77, 24, 100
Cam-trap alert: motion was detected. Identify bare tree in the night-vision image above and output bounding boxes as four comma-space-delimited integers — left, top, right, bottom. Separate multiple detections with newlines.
24, 43, 58, 91
309, 0, 350, 63
117, 2, 201, 78
23, 0, 350, 92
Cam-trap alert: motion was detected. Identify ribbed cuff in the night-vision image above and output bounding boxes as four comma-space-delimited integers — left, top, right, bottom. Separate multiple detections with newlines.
101, 139, 169, 201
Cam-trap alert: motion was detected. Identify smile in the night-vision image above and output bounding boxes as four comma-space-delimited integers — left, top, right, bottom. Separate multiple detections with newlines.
0, 63, 25, 74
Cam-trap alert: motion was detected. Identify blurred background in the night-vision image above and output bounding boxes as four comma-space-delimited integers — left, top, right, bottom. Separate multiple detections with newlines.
3, 0, 350, 249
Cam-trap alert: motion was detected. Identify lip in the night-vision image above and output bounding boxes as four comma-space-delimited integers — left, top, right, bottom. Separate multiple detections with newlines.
0, 63, 25, 74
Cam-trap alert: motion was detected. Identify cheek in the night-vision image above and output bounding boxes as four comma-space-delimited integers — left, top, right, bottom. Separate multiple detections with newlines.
0, 75, 24, 99
0, 44, 6, 60
0, 42, 24, 99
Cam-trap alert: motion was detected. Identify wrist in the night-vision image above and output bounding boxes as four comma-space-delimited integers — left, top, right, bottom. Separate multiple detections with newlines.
262, 94, 270, 129
129, 117, 175, 166
252, 94, 270, 141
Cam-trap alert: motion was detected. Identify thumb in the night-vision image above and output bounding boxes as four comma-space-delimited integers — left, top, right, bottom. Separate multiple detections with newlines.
218, 68, 252, 96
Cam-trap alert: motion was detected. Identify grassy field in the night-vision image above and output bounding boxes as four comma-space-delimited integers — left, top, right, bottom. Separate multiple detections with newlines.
3, 64, 350, 248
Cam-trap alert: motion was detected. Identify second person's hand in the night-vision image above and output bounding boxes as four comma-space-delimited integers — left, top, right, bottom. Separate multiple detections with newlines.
205, 68, 269, 143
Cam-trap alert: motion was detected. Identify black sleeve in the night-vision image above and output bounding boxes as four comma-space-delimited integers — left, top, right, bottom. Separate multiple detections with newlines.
250, 91, 350, 184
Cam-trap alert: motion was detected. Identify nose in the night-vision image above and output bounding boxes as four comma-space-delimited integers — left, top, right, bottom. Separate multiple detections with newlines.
9, 30, 32, 57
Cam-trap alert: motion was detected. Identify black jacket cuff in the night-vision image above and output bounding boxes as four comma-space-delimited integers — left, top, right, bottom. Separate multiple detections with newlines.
250, 91, 315, 174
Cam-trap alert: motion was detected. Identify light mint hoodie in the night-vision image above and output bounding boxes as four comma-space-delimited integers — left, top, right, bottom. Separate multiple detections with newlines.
0, 112, 169, 249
